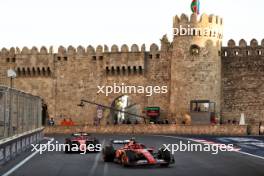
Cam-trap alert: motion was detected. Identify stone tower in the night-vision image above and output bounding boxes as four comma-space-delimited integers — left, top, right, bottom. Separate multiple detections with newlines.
170, 13, 223, 119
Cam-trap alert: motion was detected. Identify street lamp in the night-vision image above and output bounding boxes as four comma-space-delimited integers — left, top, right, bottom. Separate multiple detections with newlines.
7, 69, 16, 136
7, 69, 17, 88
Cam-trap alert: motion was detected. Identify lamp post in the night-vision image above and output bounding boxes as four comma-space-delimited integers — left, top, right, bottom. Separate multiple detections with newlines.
7, 69, 16, 89
7, 69, 16, 136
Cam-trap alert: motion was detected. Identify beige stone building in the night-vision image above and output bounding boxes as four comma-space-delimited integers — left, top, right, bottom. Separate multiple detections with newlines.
0, 13, 263, 125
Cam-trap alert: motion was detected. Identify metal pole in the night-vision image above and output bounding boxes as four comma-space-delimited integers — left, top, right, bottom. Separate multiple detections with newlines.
8, 81, 13, 137
80, 99, 147, 123
2, 90, 7, 138
10, 77, 13, 89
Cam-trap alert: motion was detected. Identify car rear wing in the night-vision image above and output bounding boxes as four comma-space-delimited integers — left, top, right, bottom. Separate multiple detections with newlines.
111, 140, 131, 144
72, 132, 90, 137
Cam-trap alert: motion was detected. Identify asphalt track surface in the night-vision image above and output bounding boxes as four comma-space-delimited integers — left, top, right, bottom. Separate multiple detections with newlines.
0, 134, 264, 176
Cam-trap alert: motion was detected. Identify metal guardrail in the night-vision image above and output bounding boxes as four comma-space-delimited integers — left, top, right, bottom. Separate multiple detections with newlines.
0, 86, 42, 140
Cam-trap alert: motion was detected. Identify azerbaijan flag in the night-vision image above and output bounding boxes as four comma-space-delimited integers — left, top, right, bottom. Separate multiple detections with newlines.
191, 0, 200, 14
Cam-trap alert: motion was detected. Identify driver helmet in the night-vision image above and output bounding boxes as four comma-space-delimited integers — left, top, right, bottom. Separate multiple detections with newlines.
130, 137, 136, 144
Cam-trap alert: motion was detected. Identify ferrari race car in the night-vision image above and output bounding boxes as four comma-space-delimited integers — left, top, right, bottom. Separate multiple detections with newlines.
64, 132, 100, 153
103, 138, 174, 167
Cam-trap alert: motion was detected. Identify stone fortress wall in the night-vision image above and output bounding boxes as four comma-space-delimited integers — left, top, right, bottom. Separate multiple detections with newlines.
0, 43, 171, 124
0, 13, 263, 124
222, 39, 264, 123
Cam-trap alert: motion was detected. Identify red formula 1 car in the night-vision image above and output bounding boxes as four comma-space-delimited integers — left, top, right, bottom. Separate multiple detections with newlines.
64, 132, 100, 153
103, 138, 174, 167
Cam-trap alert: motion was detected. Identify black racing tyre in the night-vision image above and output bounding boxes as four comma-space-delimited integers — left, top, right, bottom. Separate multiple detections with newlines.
64, 141, 72, 153
121, 150, 137, 167
158, 148, 171, 167
103, 146, 115, 162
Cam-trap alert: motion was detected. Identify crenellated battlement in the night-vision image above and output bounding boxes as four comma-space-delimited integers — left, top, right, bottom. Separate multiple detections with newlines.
0, 43, 163, 71
58, 43, 160, 55
0, 46, 51, 56
0, 43, 163, 78
0, 44, 161, 57
173, 13, 223, 26
173, 13, 223, 40
222, 39, 264, 57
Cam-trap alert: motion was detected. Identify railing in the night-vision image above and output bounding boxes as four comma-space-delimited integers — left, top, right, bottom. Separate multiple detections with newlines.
0, 86, 42, 140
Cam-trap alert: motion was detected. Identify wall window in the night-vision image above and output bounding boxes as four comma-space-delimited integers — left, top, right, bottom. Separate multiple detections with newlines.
111, 67, 115, 74
122, 66, 126, 74
116, 67, 120, 75
139, 66, 143, 74
106, 67, 110, 75
128, 66, 131, 74
149, 54, 153, 59
190, 45, 200, 56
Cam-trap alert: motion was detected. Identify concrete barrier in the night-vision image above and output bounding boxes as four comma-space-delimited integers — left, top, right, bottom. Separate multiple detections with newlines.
0, 127, 44, 165
44, 125, 248, 136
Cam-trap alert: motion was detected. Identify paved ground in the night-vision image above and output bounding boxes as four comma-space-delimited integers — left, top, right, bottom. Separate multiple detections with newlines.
0, 134, 264, 176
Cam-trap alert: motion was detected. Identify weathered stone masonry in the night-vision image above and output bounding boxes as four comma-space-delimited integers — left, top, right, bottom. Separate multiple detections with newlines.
0, 13, 263, 124
222, 39, 264, 122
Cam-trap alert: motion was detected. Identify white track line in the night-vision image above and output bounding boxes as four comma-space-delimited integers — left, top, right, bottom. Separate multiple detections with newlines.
89, 140, 105, 176
236, 150, 264, 160
103, 162, 109, 176
153, 135, 264, 160
2, 137, 54, 176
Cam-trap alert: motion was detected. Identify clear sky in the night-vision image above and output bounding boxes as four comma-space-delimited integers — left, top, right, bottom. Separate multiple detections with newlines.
0, 0, 263, 49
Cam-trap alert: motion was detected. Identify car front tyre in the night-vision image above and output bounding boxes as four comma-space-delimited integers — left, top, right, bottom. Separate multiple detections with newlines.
103, 146, 115, 162
158, 148, 172, 167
